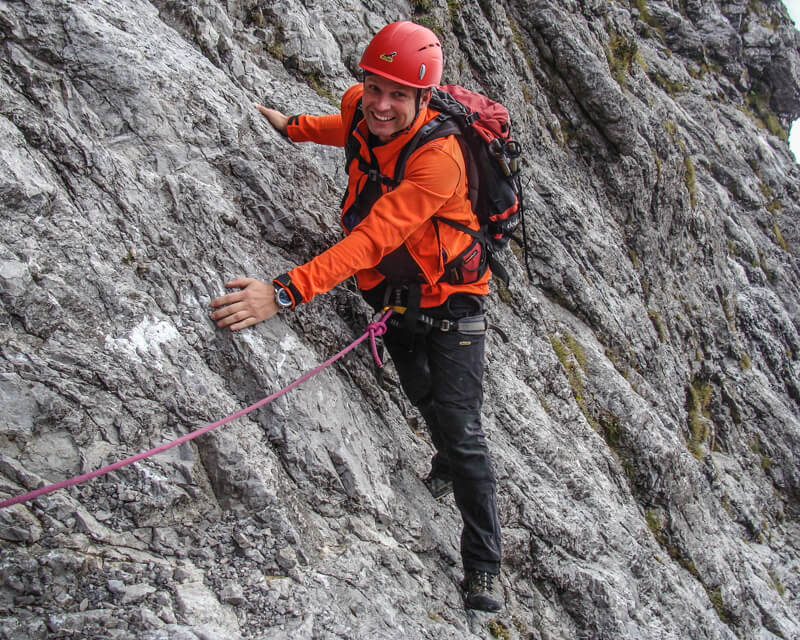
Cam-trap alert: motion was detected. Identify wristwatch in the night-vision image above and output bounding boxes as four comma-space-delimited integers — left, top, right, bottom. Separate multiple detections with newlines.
274, 286, 293, 310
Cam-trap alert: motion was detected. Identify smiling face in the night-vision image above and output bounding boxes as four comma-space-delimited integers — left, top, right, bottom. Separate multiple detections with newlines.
361, 74, 431, 142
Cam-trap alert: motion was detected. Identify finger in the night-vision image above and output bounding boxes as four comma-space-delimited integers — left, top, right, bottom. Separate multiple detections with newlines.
210, 290, 245, 309
211, 299, 249, 320
215, 309, 252, 329
210, 303, 234, 320
228, 316, 259, 332
225, 277, 255, 289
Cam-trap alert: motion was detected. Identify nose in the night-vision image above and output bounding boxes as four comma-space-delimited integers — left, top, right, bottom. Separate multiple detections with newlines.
373, 91, 392, 112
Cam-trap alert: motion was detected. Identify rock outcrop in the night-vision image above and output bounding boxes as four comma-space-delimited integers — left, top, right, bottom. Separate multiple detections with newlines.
1, 0, 799, 638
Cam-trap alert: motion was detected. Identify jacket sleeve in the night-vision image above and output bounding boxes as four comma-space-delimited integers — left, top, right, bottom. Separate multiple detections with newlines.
286, 113, 346, 147
285, 84, 362, 147
286, 141, 464, 304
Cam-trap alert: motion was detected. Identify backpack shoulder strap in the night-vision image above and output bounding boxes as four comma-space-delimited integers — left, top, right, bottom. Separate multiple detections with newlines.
393, 87, 479, 183
392, 114, 460, 183
344, 99, 365, 173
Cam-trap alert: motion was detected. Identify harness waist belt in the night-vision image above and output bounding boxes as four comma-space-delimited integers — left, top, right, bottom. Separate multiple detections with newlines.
388, 310, 487, 335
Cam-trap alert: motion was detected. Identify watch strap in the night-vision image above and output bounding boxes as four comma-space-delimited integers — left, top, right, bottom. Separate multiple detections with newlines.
272, 273, 301, 309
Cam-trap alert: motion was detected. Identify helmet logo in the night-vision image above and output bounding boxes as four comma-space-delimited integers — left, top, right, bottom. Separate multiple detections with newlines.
379, 51, 397, 63
419, 63, 426, 80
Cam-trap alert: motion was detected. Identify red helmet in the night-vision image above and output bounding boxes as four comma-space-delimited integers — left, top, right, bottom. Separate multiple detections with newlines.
358, 21, 443, 88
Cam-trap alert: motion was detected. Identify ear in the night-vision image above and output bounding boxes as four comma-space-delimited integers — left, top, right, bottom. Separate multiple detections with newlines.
419, 88, 433, 109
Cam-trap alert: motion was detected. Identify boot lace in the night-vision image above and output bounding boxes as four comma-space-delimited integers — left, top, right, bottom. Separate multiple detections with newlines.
470, 570, 494, 593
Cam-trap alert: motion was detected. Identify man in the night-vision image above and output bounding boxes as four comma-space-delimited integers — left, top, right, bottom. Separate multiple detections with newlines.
210, 21, 502, 612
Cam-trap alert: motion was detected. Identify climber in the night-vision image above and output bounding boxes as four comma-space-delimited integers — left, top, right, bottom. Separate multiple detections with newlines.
209, 20, 502, 612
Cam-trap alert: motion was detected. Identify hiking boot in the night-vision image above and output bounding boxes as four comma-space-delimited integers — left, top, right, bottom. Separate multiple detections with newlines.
423, 471, 453, 500
461, 570, 502, 612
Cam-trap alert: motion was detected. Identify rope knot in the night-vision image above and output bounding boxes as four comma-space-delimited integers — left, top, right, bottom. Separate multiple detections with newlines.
366, 309, 393, 366
367, 319, 388, 338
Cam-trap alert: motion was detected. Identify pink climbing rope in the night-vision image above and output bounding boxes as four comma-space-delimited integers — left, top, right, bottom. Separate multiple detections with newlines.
0, 310, 392, 510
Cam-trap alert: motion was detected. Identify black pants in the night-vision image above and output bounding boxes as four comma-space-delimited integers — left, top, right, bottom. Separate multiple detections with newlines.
371, 290, 502, 574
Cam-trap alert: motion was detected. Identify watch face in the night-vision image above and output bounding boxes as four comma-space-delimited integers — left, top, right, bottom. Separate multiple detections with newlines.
276, 288, 292, 308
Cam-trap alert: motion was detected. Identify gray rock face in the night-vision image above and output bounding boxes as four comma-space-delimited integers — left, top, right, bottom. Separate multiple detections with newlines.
1, 0, 799, 638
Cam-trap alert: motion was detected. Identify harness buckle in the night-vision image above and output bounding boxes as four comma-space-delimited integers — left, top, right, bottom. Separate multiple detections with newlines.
439, 319, 452, 332
368, 168, 380, 182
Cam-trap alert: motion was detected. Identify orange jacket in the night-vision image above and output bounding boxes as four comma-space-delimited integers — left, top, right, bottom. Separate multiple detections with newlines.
282, 84, 490, 308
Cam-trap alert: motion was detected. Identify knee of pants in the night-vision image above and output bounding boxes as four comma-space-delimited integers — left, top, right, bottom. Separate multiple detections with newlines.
432, 409, 495, 479
433, 406, 483, 442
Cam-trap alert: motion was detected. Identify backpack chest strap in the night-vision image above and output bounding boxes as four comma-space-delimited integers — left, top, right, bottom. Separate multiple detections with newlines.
356, 156, 398, 187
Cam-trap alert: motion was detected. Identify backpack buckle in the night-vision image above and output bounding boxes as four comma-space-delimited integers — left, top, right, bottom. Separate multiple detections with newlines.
368, 169, 380, 182
439, 319, 452, 331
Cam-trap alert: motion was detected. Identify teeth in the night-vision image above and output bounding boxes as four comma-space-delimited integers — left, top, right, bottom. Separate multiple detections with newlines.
373, 114, 393, 121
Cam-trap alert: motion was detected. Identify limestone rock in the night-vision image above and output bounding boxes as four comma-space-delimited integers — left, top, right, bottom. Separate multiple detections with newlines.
0, 0, 799, 638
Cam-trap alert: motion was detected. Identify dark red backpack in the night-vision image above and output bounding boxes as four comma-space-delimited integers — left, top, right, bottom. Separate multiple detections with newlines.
344, 84, 528, 286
